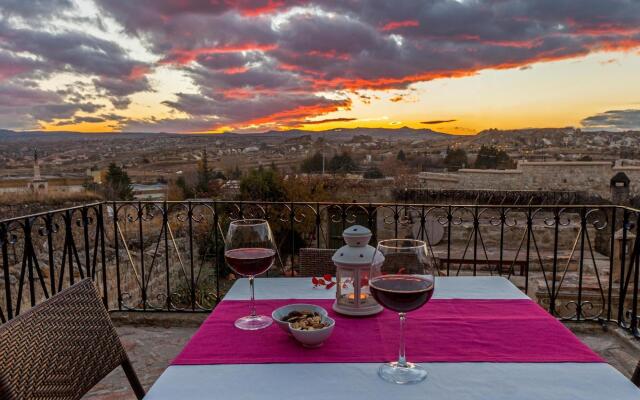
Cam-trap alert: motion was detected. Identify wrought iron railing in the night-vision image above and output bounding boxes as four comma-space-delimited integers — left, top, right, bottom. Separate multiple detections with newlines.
1, 201, 640, 337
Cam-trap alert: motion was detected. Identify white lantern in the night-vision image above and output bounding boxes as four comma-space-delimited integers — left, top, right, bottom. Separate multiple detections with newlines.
332, 225, 384, 316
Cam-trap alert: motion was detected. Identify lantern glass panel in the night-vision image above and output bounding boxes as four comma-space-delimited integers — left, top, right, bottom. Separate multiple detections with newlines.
358, 268, 376, 306
336, 267, 356, 307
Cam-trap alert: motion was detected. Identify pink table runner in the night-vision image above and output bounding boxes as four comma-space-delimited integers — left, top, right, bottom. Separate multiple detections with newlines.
173, 299, 603, 365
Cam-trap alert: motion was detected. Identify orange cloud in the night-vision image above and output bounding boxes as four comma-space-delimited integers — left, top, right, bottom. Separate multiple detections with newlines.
313, 69, 477, 91
381, 20, 420, 31
306, 50, 351, 60
220, 87, 282, 99
223, 66, 249, 74
593, 39, 640, 52
278, 62, 324, 76
239, 0, 287, 16
221, 87, 254, 99
127, 65, 151, 80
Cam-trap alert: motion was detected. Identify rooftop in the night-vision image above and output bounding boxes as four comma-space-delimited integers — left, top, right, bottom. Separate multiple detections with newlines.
2, 199, 640, 398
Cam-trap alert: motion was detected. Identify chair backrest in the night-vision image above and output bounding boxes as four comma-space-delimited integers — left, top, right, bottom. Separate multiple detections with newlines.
632, 361, 640, 387
381, 252, 423, 274
298, 248, 336, 277
0, 279, 145, 400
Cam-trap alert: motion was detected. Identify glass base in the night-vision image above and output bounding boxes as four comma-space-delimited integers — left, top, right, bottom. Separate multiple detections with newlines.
378, 362, 427, 385
234, 315, 272, 330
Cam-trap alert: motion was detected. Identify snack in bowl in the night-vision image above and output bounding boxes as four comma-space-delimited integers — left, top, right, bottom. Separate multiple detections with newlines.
288, 312, 327, 330
271, 304, 328, 332
289, 316, 335, 348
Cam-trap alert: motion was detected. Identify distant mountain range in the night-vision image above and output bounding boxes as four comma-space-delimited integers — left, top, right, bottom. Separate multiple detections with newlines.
0, 127, 452, 142
1, 127, 638, 146
264, 126, 451, 140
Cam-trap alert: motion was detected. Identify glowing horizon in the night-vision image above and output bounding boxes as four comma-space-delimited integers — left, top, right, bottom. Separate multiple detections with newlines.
2, 1, 640, 134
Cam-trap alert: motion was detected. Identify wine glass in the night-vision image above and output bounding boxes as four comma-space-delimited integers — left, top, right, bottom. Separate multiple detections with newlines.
370, 239, 434, 384
225, 219, 277, 330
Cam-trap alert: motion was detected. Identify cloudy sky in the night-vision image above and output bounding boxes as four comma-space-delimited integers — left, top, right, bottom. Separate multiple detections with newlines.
1, 0, 640, 134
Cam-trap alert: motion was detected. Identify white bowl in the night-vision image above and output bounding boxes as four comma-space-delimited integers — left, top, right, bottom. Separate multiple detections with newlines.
289, 316, 335, 348
271, 304, 328, 333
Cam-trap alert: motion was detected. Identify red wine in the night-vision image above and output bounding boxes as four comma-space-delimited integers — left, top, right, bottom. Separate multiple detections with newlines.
225, 248, 276, 276
369, 275, 434, 313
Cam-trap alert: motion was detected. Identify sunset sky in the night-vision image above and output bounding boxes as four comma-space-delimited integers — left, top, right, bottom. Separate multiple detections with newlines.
1, 0, 640, 134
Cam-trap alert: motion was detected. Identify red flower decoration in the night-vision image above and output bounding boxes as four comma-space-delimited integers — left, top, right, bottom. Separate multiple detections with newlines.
312, 275, 336, 290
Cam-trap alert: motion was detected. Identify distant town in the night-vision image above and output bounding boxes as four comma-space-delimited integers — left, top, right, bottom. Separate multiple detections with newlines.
2, 127, 640, 216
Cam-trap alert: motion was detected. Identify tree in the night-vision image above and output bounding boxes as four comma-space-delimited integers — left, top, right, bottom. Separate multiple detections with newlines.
443, 147, 468, 171
283, 175, 334, 202
175, 176, 195, 199
103, 163, 133, 200
238, 167, 286, 202
473, 145, 515, 169
301, 152, 324, 173
328, 152, 357, 173
228, 165, 242, 180
363, 167, 384, 179
396, 149, 406, 161
195, 148, 212, 195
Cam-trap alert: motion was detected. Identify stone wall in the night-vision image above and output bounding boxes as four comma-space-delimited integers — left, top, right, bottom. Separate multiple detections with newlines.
418, 161, 640, 200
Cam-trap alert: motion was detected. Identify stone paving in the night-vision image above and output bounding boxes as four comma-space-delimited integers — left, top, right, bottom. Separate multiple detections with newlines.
84, 323, 199, 400
83, 319, 640, 399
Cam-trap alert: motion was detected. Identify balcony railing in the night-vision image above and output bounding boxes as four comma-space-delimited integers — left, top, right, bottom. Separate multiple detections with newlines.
1, 201, 640, 337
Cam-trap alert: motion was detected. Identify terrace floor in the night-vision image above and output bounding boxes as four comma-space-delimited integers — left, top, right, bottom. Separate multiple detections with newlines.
82, 315, 640, 399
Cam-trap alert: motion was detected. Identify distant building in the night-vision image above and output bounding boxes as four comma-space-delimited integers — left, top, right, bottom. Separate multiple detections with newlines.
220, 180, 240, 199
0, 150, 88, 195
132, 183, 167, 200
417, 160, 640, 200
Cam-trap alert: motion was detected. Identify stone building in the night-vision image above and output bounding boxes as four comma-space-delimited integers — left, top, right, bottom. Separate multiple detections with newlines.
417, 160, 640, 201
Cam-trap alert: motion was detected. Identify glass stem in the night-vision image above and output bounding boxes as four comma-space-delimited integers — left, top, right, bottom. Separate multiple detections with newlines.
249, 276, 256, 317
398, 312, 407, 367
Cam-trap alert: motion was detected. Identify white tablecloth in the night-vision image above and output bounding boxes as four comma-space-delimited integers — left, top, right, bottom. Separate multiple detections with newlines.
146, 277, 640, 399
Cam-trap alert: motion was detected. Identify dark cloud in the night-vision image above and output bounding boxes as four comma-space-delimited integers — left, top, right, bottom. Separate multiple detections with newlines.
421, 119, 456, 125
0, 4, 151, 127
0, 81, 103, 129
52, 116, 106, 126
301, 118, 357, 125
123, 117, 219, 133
0, 21, 151, 96
581, 109, 640, 131
0, 52, 41, 81
0, 0, 75, 18
99, 113, 129, 122
2, 0, 640, 130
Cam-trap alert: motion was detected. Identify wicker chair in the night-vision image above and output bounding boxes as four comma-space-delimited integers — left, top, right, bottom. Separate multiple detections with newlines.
0, 279, 145, 400
298, 248, 336, 277
381, 252, 423, 274
632, 362, 640, 387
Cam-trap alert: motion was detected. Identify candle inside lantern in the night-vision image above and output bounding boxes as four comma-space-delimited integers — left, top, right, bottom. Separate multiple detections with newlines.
347, 293, 368, 301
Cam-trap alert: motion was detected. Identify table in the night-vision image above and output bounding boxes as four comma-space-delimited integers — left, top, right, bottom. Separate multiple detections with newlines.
146, 277, 640, 399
